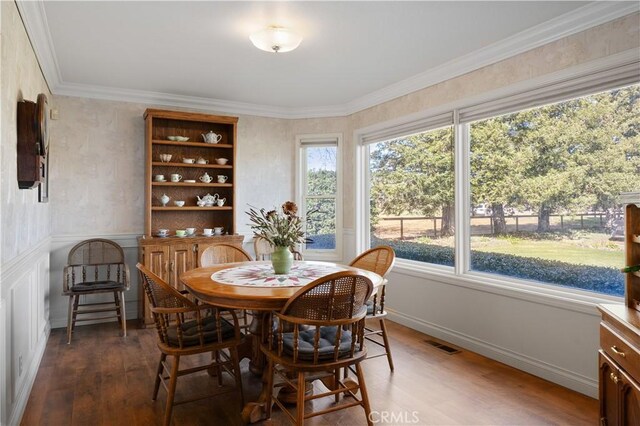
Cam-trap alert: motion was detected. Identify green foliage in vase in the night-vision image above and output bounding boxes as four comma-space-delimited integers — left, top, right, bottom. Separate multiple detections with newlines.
247, 201, 306, 248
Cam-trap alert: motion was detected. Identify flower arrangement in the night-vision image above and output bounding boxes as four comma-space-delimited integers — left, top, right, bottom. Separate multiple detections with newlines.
246, 201, 306, 248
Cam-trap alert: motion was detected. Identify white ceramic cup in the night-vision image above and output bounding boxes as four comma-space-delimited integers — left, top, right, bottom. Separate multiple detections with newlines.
186, 227, 196, 236
175, 230, 186, 237
157, 228, 169, 236
154, 174, 165, 181
171, 174, 182, 182
203, 228, 213, 236
217, 175, 228, 183
183, 158, 195, 164
214, 227, 223, 235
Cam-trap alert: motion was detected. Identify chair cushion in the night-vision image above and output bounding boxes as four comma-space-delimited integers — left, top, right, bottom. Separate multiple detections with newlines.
282, 326, 354, 360
167, 315, 237, 347
366, 300, 374, 315
71, 280, 124, 292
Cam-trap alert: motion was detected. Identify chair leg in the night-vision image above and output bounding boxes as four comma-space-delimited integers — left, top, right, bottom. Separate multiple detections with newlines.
164, 355, 180, 426
296, 371, 306, 425
153, 353, 167, 401
355, 363, 373, 426
334, 369, 341, 403
231, 347, 244, 407
114, 291, 122, 327
120, 291, 127, 337
66, 296, 74, 344
71, 295, 80, 331
379, 318, 394, 371
214, 351, 223, 386
264, 358, 275, 419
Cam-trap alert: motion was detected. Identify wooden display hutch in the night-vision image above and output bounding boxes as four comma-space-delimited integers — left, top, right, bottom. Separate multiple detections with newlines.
138, 109, 244, 325
598, 193, 640, 425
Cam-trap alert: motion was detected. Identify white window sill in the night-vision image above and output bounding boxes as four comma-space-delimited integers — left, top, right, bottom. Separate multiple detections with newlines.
390, 258, 623, 316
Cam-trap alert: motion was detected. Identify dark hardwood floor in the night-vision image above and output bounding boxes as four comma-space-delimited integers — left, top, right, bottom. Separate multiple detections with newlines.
21, 320, 597, 425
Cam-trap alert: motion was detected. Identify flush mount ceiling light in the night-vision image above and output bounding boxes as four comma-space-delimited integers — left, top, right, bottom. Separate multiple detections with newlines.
250, 26, 303, 53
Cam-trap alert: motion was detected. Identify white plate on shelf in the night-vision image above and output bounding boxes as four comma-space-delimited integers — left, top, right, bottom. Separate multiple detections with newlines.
184, 179, 196, 183
154, 179, 167, 182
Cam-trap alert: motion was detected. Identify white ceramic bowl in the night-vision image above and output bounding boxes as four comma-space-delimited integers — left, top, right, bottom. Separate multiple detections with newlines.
215, 158, 229, 165
174, 200, 185, 207
159, 154, 172, 162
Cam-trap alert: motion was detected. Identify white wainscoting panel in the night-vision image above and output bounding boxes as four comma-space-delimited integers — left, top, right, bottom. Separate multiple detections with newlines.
384, 268, 601, 397
0, 237, 51, 425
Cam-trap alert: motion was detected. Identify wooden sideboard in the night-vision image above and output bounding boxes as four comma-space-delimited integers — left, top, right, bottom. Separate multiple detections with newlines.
598, 198, 640, 425
138, 234, 244, 325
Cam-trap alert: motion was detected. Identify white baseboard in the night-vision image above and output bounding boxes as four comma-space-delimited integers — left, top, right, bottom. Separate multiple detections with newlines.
387, 309, 598, 398
7, 323, 50, 426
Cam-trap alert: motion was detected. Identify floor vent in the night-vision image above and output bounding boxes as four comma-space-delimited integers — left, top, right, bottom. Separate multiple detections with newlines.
425, 340, 461, 355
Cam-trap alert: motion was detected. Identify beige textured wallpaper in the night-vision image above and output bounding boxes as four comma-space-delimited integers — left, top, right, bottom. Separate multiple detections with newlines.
50, 98, 292, 237
1, 1, 51, 265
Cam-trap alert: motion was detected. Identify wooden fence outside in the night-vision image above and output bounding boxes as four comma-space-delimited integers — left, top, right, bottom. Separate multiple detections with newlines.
377, 212, 608, 240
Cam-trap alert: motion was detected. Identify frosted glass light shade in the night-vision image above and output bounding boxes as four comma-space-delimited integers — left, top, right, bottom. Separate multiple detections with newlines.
250, 26, 302, 53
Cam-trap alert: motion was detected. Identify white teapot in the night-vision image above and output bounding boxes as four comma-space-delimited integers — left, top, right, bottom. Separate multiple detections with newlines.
199, 172, 213, 183
202, 131, 222, 144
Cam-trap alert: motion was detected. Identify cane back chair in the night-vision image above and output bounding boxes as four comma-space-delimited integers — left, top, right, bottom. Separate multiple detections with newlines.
254, 236, 303, 261
137, 263, 244, 426
199, 244, 253, 330
261, 271, 374, 425
63, 238, 130, 344
199, 243, 253, 267
349, 246, 396, 370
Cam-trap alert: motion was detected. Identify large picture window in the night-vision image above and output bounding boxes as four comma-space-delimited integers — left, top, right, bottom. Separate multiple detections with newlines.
297, 134, 341, 259
359, 66, 639, 298
368, 126, 455, 267
468, 85, 639, 296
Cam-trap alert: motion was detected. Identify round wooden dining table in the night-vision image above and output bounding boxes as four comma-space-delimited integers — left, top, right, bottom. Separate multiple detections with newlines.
179, 260, 383, 423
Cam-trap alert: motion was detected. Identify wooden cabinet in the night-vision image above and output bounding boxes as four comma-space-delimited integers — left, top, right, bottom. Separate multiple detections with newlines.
598, 193, 640, 426
138, 109, 246, 325
138, 235, 244, 325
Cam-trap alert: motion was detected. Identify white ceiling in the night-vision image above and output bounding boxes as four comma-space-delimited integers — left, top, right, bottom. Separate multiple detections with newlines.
22, 1, 638, 117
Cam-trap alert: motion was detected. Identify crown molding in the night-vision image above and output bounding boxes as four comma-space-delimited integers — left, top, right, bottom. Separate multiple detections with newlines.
17, 1, 639, 119
15, 0, 63, 89
53, 81, 349, 119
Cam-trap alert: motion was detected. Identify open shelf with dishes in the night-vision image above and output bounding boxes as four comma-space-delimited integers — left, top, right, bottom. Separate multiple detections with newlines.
143, 109, 239, 237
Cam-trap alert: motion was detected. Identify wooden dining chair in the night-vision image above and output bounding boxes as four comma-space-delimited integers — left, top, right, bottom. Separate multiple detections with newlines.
63, 238, 130, 344
261, 271, 374, 425
199, 244, 253, 330
137, 263, 244, 426
199, 243, 252, 266
349, 246, 396, 370
254, 236, 303, 261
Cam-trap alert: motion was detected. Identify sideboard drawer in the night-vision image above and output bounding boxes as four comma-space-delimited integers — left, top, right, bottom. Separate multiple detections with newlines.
601, 323, 640, 379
